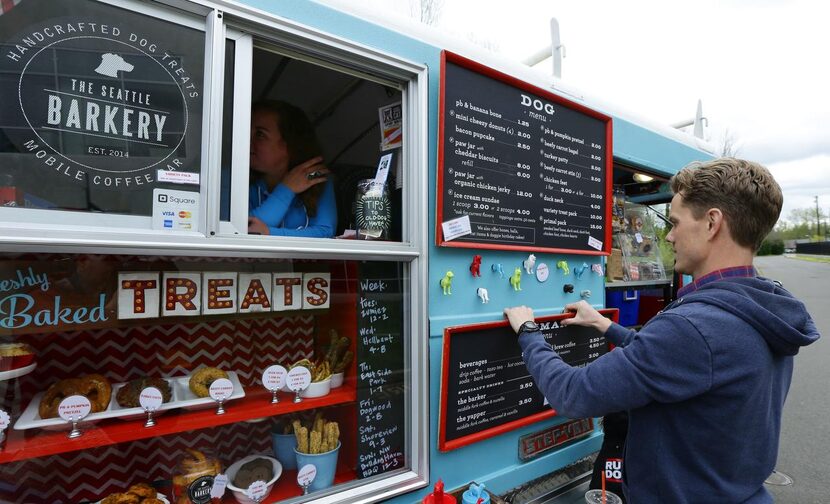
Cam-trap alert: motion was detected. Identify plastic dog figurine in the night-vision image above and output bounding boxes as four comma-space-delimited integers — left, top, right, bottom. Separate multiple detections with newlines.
509, 267, 522, 291
476, 287, 490, 304
523, 254, 536, 275
440, 271, 454, 295
573, 262, 589, 279
470, 255, 482, 277
556, 260, 570, 275
491, 263, 504, 278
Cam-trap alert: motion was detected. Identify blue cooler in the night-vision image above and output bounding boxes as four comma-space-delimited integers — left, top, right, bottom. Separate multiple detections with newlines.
606, 290, 640, 327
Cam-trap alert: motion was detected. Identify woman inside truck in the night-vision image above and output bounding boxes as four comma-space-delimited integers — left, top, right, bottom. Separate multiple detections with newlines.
247, 100, 337, 237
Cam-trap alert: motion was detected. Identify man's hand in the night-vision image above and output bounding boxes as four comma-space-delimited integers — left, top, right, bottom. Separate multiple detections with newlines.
282, 156, 330, 194
561, 300, 611, 334
504, 305, 535, 334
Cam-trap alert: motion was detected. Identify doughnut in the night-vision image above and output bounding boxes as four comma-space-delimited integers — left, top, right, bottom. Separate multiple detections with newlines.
126, 483, 156, 499
188, 367, 228, 398
116, 377, 172, 408
38, 374, 112, 419
101, 493, 140, 504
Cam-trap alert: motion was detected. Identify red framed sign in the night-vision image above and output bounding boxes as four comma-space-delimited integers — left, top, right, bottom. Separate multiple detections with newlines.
438, 309, 618, 452
437, 51, 613, 255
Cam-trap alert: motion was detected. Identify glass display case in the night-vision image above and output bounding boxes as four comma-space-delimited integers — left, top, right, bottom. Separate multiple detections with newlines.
0, 253, 410, 503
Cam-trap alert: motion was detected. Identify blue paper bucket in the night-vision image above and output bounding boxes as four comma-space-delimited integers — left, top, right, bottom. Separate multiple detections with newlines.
272, 432, 298, 470
462, 488, 490, 504
294, 441, 340, 492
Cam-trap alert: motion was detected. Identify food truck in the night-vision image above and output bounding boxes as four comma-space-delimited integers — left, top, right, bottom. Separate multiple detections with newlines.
0, 0, 713, 502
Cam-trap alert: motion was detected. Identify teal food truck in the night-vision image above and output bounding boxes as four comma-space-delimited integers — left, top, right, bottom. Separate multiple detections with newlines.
0, 0, 712, 502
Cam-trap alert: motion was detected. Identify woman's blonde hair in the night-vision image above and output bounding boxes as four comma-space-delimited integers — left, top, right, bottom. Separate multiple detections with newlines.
670, 158, 782, 251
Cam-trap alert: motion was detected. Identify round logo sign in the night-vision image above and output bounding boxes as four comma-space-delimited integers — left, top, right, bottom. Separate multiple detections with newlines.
2, 15, 201, 189
187, 475, 215, 504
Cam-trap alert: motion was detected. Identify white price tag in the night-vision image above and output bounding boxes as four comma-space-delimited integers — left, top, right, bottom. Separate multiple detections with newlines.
245, 480, 268, 500
635, 232, 643, 243
441, 215, 472, 242
157, 169, 200, 185
58, 395, 91, 421
286, 366, 312, 392
297, 464, 317, 487
262, 365, 287, 392
139, 387, 163, 411
209, 378, 234, 401
210, 473, 229, 498
587, 236, 603, 251
0, 409, 10, 430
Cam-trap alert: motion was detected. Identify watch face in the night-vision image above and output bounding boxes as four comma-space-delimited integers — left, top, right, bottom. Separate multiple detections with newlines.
521, 321, 539, 333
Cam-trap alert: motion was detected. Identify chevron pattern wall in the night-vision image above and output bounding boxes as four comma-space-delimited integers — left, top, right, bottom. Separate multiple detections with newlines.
0, 315, 315, 503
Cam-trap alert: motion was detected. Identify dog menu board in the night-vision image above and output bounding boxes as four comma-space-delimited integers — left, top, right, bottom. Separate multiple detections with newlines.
438, 310, 616, 451
356, 262, 405, 478
437, 51, 612, 254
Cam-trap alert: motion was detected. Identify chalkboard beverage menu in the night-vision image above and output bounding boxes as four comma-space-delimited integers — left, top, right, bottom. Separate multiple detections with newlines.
437, 51, 612, 254
356, 262, 406, 478
438, 310, 617, 451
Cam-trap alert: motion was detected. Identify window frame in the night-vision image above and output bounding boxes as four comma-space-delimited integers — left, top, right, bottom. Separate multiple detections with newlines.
0, 1, 431, 502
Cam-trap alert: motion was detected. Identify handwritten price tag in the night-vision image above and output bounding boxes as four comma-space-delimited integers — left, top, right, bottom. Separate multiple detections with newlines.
297, 464, 317, 487
209, 378, 234, 401
245, 480, 268, 500
262, 365, 287, 392
139, 387, 163, 411
286, 366, 312, 392
210, 473, 228, 498
58, 395, 91, 421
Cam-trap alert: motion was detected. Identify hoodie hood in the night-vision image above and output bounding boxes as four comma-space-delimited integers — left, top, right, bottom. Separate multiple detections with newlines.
681, 276, 819, 356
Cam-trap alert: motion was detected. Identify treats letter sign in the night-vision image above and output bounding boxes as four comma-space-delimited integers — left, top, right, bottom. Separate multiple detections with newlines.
303, 273, 330, 310
238, 273, 273, 313
272, 273, 303, 312
162, 272, 202, 316
118, 272, 160, 319
202, 273, 238, 315
117, 270, 331, 319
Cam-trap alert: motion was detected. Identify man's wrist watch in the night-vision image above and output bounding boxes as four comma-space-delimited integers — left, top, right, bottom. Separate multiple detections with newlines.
517, 320, 540, 336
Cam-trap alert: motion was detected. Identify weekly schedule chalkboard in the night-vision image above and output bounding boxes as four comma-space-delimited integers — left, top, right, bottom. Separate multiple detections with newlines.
437, 51, 612, 254
438, 310, 617, 451
356, 262, 405, 478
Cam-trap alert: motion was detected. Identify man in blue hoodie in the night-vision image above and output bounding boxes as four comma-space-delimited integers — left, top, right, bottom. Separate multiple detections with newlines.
505, 158, 819, 503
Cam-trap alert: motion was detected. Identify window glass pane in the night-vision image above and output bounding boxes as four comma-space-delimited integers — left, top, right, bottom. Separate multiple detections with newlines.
0, 0, 204, 216
0, 252, 409, 502
223, 44, 404, 240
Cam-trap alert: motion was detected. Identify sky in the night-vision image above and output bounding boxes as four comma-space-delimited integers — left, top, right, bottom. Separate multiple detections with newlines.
320, 0, 830, 224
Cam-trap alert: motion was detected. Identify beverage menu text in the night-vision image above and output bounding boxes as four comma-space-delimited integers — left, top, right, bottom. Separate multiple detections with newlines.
439, 312, 614, 451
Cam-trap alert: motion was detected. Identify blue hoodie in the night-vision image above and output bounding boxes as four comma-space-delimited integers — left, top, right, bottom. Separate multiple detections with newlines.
518, 277, 819, 503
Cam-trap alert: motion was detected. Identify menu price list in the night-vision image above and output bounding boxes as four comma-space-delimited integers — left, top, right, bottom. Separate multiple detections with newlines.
440, 57, 609, 252
356, 262, 405, 479
444, 318, 609, 444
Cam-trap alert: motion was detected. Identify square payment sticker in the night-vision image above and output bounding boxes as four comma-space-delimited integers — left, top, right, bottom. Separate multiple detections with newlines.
152, 188, 200, 232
